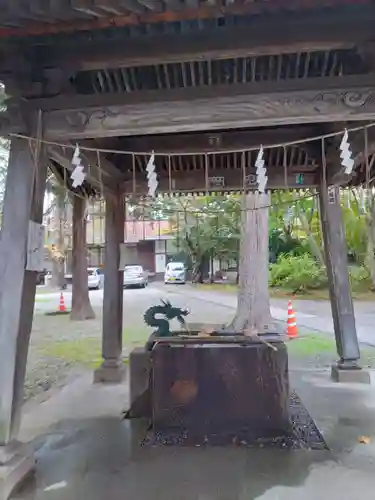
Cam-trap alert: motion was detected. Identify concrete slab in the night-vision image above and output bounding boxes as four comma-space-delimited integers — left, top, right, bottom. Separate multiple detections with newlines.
93, 362, 127, 384
10, 367, 375, 500
0, 443, 34, 500
331, 365, 371, 384
291, 368, 375, 472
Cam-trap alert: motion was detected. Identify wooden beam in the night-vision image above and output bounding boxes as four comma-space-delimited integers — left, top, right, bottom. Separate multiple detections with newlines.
8, 7, 374, 98
325, 124, 375, 185
0, 0, 370, 38
98, 0, 146, 14
122, 167, 318, 194
48, 145, 118, 191
79, 141, 125, 180
41, 74, 375, 140
118, 126, 319, 154
37, 73, 375, 111
37, 12, 375, 72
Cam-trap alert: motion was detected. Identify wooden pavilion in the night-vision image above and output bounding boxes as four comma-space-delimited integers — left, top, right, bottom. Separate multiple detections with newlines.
1, 0, 375, 496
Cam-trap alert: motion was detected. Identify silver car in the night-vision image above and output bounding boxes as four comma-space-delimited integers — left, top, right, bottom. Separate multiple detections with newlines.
88, 267, 102, 290
123, 265, 148, 289
164, 262, 186, 284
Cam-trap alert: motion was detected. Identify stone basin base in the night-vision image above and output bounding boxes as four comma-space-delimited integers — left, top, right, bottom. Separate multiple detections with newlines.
129, 336, 291, 440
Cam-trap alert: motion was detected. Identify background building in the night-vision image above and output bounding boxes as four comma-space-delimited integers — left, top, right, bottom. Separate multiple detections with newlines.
45, 198, 175, 276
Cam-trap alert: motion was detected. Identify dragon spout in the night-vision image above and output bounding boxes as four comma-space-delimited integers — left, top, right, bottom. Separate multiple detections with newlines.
144, 299, 190, 349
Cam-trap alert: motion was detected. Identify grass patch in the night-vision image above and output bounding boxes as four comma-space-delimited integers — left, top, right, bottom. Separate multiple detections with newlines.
34, 296, 52, 303
36, 287, 56, 295
37, 327, 150, 369
287, 334, 375, 368
35, 338, 130, 370
287, 335, 335, 356
38, 337, 102, 369
272, 286, 375, 301
123, 326, 149, 346
194, 283, 375, 301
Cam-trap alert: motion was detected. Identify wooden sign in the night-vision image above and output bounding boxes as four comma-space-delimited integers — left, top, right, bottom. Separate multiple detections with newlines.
208, 176, 225, 188
328, 186, 336, 204
296, 174, 304, 185
26, 221, 45, 271
245, 174, 257, 187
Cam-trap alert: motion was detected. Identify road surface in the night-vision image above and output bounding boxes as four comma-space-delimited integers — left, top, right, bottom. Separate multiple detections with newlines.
35, 283, 375, 345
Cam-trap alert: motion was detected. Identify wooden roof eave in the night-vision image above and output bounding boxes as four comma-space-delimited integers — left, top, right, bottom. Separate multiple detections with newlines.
0, 0, 371, 39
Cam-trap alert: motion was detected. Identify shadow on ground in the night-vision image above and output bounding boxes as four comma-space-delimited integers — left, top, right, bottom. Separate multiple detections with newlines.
18, 416, 332, 500
13, 366, 375, 500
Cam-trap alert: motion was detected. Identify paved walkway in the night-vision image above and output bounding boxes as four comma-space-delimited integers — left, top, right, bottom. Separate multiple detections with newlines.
170, 286, 375, 346
14, 367, 375, 500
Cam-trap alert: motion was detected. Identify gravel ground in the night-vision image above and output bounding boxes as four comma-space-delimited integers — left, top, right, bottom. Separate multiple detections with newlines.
25, 311, 103, 400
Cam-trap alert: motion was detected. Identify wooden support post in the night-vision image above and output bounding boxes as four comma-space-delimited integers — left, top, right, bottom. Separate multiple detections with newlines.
94, 190, 125, 384
0, 136, 48, 499
319, 183, 370, 383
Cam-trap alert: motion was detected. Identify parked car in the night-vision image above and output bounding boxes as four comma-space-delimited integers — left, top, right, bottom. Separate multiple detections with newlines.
88, 267, 102, 290
164, 262, 186, 284
123, 265, 148, 289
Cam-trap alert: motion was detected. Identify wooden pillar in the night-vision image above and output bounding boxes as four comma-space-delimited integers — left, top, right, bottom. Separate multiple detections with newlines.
0, 136, 48, 498
94, 190, 125, 383
319, 183, 369, 383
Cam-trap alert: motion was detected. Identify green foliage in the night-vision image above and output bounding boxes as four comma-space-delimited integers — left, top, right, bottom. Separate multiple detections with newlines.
269, 254, 327, 292
131, 189, 375, 292
0, 137, 9, 216
341, 193, 368, 264
268, 228, 306, 260
158, 195, 241, 271
349, 266, 371, 290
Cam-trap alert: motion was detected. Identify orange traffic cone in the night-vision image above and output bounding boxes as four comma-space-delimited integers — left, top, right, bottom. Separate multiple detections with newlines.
59, 292, 66, 313
287, 299, 298, 339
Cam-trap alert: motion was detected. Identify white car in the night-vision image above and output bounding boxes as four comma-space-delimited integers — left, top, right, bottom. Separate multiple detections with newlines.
123, 265, 148, 289
88, 267, 102, 290
164, 262, 186, 284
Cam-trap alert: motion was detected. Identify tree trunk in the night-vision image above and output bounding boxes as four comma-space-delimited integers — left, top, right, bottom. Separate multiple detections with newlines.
228, 192, 273, 333
210, 252, 214, 283
71, 196, 95, 321
365, 237, 375, 289
365, 197, 375, 290
51, 192, 66, 289
51, 259, 65, 289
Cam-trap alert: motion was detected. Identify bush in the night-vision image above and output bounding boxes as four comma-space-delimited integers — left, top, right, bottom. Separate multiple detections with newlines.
349, 266, 371, 290
268, 229, 304, 260
269, 254, 327, 292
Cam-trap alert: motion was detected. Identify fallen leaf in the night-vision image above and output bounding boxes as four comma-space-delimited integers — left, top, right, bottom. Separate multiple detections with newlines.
198, 327, 214, 336
244, 327, 259, 337
358, 436, 371, 444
